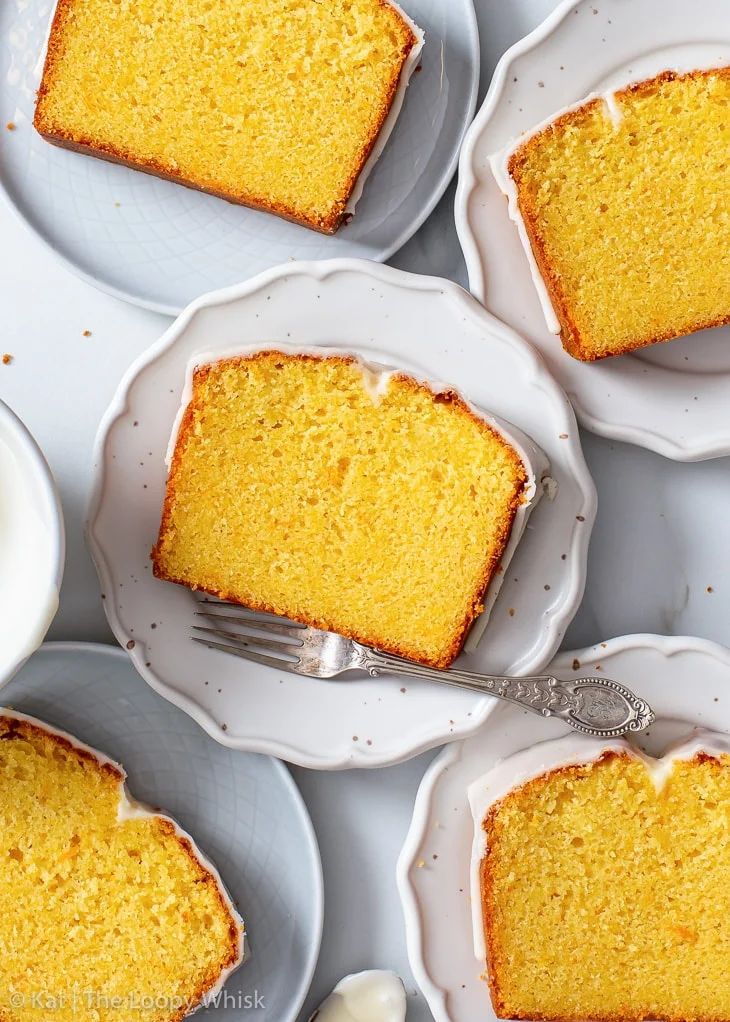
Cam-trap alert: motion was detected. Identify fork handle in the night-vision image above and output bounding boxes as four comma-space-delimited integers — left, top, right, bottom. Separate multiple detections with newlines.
352, 645, 654, 738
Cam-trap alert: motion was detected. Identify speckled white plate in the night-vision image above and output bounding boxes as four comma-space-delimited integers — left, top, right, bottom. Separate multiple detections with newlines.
4, 642, 323, 1021
456, 0, 730, 461
86, 259, 596, 770
397, 633, 730, 1022
0, 0, 477, 315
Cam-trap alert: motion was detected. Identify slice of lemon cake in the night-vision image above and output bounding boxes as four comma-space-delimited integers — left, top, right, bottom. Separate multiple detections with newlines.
152, 349, 544, 669
469, 730, 730, 1021
0, 709, 244, 1022
34, 0, 423, 234
491, 68, 730, 360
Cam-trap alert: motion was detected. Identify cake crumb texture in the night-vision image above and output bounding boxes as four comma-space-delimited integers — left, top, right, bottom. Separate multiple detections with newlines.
508, 68, 730, 360
0, 713, 241, 1022
34, 0, 418, 233
152, 352, 528, 669
481, 750, 730, 1021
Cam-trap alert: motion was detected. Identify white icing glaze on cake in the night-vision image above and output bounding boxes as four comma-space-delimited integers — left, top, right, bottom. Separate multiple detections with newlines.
467, 728, 730, 961
0, 708, 247, 1006
309, 970, 406, 1022
489, 64, 730, 336
345, 2, 425, 216
163, 343, 549, 656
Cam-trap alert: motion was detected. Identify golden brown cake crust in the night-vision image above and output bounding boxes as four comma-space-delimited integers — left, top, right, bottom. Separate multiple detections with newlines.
153, 818, 242, 1018
151, 350, 528, 669
0, 712, 241, 1022
508, 68, 730, 361
33, 0, 418, 234
0, 713, 124, 784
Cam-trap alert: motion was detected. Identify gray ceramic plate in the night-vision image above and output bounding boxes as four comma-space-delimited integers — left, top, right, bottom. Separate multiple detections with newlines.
2, 642, 323, 1021
0, 0, 478, 314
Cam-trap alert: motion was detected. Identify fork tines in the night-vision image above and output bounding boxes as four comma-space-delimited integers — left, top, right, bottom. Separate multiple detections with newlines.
192, 599, 306, 674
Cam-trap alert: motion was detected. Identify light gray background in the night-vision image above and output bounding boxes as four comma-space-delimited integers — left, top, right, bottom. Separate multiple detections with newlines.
1, 1, 728, 1019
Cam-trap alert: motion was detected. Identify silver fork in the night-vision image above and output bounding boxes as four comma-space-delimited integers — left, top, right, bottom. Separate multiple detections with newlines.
192, 601, 655, 738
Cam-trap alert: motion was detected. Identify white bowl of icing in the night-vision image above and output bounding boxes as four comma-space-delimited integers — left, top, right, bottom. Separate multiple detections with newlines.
0, 400, 64, 686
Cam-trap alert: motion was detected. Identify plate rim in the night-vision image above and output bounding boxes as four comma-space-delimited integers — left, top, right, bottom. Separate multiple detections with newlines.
8, 638, 325, 1022
453, 0, 730, 463
0, 399, 66, 689
0, 0, 480, 316
397, 631, 730, 1022
85, 256, 597, 770
455, 0, 579, 309
397, 736, 464, 1022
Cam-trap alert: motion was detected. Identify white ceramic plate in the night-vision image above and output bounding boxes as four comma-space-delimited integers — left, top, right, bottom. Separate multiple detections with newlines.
397, 633, 730, 1022
456, 0, 730, 462
0, 399, 64, 688
0, 0, 477, 315
4, 642, 323, 1021
86, 259, 595, 770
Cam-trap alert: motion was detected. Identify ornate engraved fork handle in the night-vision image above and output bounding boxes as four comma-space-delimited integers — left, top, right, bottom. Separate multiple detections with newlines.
351, 645, 655, 738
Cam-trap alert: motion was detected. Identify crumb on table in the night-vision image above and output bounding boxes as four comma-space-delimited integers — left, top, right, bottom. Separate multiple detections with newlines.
2, 353, 12, 365
5, 122, 15, 131
82, 329, 92, 337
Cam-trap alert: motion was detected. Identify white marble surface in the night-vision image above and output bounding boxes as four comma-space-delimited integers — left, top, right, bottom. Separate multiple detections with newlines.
1, 0, 728, 1019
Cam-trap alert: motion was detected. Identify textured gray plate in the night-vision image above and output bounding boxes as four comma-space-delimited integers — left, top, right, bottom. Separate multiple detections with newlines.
2, 642, 323, 1021
0, 0, 478, 314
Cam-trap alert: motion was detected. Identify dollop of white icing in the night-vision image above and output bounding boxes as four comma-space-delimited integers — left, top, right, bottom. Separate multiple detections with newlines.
357, 360, 398, 403
468, 728, 730, 961
163, 343, 549, 654
310, 971, 406, 1022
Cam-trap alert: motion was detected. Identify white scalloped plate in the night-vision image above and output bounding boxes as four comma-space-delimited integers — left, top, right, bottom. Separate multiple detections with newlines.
397, 633, 730, 1022
0, 0, 477, 315
5, 642, 323, 1022
456, 0, 730, 461
86, 259, 595, 770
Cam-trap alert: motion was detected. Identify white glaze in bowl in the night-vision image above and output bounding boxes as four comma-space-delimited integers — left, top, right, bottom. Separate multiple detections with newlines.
0, 399, 64, 688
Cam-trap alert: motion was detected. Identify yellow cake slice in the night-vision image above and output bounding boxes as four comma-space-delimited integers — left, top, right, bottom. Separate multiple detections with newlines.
152, 349, 542, 669
469, 730, 730, 1021
0, 709, 244, 1022
491, 68, 730, 360
34, 0, 423, 234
